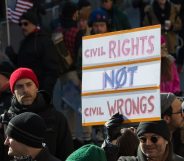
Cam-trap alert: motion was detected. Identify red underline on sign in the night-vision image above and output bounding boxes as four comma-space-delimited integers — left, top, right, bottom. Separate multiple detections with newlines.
82, 117, 161, 126
83, 25, 161, 40
82, 86, 160, 96
82, 57, 161, 70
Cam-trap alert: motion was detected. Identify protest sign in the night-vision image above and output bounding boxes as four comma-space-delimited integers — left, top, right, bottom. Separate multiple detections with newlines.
82, 25, 161, 126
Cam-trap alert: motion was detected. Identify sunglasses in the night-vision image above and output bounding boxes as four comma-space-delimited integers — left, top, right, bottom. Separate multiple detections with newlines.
19, 22, 29, 27
139, 135, 159, 144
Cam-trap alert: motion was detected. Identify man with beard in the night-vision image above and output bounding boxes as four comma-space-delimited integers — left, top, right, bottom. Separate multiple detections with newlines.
1, 67, 73, 161
161, 93, 184, 156
161, 93, 184, 134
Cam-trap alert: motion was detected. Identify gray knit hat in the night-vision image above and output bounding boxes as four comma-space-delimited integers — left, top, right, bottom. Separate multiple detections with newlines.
160, 93, 176, 114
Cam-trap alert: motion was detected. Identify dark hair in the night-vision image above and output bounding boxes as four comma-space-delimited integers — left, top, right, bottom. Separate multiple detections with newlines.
20, 9, 39, 26
0, 61, 14, 78
161, 106, 173, 117
61, 1, 78, 19
101, 0, 113, 3
116, 128, 139, 157
78, 0, 91, 10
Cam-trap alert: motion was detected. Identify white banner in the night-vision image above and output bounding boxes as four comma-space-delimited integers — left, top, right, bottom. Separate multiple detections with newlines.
82, 89, 160, 125
83, 26, 160, 67
82, 25, 161, 126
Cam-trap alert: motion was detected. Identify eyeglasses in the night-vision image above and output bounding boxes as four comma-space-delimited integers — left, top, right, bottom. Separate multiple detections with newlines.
19, 22, 29, 27
171, 103, 184, 115
139, 135, 159, 144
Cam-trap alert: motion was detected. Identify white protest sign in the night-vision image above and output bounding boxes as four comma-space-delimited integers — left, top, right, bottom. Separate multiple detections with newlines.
82, 25, 161, 126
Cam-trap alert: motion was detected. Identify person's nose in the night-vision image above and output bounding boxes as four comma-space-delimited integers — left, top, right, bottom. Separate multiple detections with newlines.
145, 138, 153, 145
22, 85, 29, 93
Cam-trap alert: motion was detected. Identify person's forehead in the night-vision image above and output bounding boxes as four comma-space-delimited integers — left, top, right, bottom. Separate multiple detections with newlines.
93, 22, 107, 26
15, 78, 35, 86
171, 98, 182, 109
102, 0, 113, 3
7, 136, 18, 142
157, 0, 166, 2
8, 136, 27, 147
140, 133, 157, 137
80, 6, 91, 11
20, 19, 30, 23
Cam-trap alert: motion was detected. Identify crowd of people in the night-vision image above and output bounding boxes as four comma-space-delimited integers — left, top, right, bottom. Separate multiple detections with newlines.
0, 0, 184, 161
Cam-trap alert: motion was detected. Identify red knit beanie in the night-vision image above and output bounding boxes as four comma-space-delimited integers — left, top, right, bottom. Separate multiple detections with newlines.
9, 68, 39, 93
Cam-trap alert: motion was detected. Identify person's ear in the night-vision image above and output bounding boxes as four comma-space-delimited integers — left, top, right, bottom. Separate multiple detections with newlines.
163, 115, 171, 124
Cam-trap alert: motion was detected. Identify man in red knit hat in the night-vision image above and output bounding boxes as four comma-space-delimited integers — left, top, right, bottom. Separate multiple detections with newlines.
1, 67, 74, 161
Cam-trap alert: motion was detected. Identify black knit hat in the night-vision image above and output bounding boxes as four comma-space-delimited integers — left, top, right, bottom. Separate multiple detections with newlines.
136, 120, 170, 141
20, 9, 39, 26
5, 112, 46, 148
61, 1, 78, 19
78, 0, 90, 10
0, 61, 14, 78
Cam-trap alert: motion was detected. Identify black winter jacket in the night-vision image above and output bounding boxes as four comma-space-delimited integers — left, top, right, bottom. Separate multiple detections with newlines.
7, 91, 74, 161
17, 30, 61, 95
11, 147, 61, 161
101, 139, 119, 161
0, 88, 12, 115
34, 147, 61, 161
